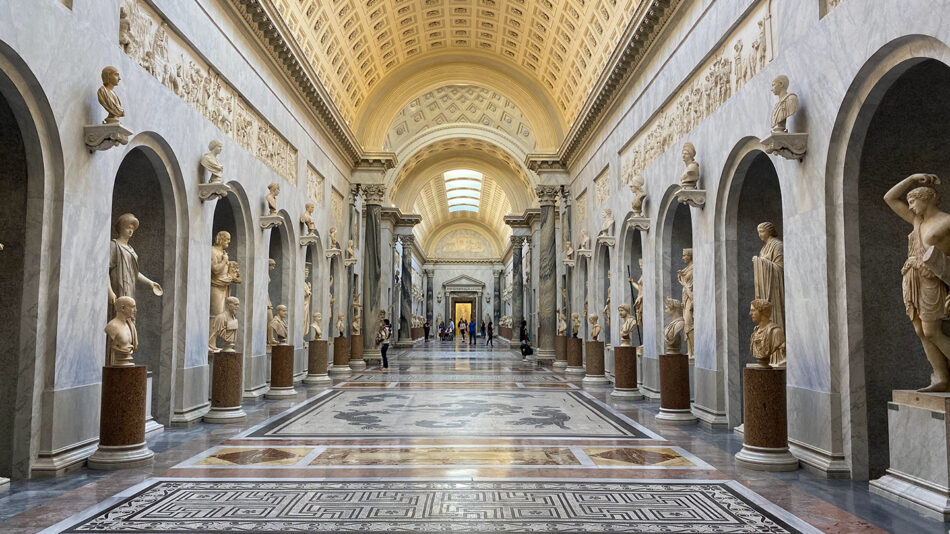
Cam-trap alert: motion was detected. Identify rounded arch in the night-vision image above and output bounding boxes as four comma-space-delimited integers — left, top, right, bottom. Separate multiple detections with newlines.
219, 180, 256, 366
592, 241, 613, 344
826, 34, 950, 479
357, 52, 564, 150
653, 183, 691, 356
267, 210, 295, 347
0, 38, 64, 479
618, 212, 646, 330
424, 220, 506, 258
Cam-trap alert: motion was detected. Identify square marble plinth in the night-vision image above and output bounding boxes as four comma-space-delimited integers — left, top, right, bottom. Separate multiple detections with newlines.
870, 390, 950, 520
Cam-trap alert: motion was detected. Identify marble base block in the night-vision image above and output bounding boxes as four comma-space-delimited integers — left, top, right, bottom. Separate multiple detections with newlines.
265, 345, 298, 399
304, 340, 331, 385
565, 337, 585, 376
735, 366, 797, 471
870, 390, 950, 520
348, 334, 366, 371
0, 478, 8, 491
329, 336, 351, 377
205, 351, 247, 423
88, 366, 154, 470
582, 341, 609, 386
553, 335, 568, 369
611, 345, 643, 399
656, 354, 697, 424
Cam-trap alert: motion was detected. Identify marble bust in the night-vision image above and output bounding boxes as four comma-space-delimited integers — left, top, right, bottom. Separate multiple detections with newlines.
346, 239, 355, 259
200, 141, 224, 184
336, 313, 345, 337
589, 314, 601, 341
97, 66, 124, 124
749, 299, 785, 368
680, 142, 699, 189
629, 175, 647, 216
209, 296, 239, 353
105, 296, 138, 367
328, 227, 341, 250
618, 303, 636, 347
265, 183, 280, 215
770, 75, 799, 133
663, 297, 685, 355
270, 304, 288, 345
557, 310, 567, 336
564, 240, 574, 260
598, 209, 615, 237
109, 213, 162, 311
300, 203, 316, 235
885, 173, 950, 392
311, 312, 323, 340
571, 312, 580, 337
352, 307, 361, 335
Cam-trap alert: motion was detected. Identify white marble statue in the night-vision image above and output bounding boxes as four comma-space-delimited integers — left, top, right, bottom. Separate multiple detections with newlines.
680, 142, 700, 189
200, 140, 224, 184
564, 240, 574, 260
270, 304, 288, 345
311, 312, 323, 340
105, 296, 138, 367
265, 183, 280, 215
328, 227, 340, 250
302, 263, 311, 338
749, 298, 786, 368
629, 258, 644, 332
598, 208, 615, 237
300, 203, 316, 235
579, 230, 590, 250
352, 308, 362, 335
97, 66, 124, 124
677, 248, 694, 359
266, 258, 276, 345
619, 303, 636, 347
437, 313, 443, 325
589, 314, 601, 341
210, 231, 233, 318
770, 75, 799, 133
209, 296, 239, 353
557, 310, 567, 336
109, 213, 162, 312
629, 175, 647, 216
753, 222, 785, 328
663, 297, 685, 355
885, 173, 950, 392
571, 312, 580, 337
345, 239, 355, 260
336, 313, 345, 337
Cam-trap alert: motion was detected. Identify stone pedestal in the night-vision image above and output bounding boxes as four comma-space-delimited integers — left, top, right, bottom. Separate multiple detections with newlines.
348, 334, 366, 370
554, 335, 568, 369
329, 336, 351, 377
88, 366, 154, 470
656, 354, 697, 424
304, 340, 331, 385
735, 366, 797, 471
566, 337, 585, 376
205, 351, 247, 423
0, 478, 7, 491
582, 341, 609, 386
611, 345, 642, 399
265, 344, 298, 399
870, 390, 950, 520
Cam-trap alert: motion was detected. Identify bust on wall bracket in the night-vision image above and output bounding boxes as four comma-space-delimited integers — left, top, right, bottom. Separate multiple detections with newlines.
85, 66, 132, 153
676, 142, 706, 208
762, 75, 807, 161
198, 141, 230, 202
259, 183, 283, 229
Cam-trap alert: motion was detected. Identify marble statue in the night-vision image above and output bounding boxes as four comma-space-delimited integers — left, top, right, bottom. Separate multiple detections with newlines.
571, 312, 580, 337
564, 240, 574, 260
328, 227, 340, 250
749, 299, 785, 368
598, 209, 615, 237
270, 304, 288, 345
311, 312, 323, 340
300, 203, 316, 235
209, 296, 239, 353
663, 297, 685, 355
345, 239, 355, 260
629, 258, 644, 331
352, 308, 361, 335
557, 310, 567, 336
770, 75, 799, 133
200, 140, 224, 183
680, 142, 700, 189
210, 231, 233, 317
265, 183, 280, 215
753, 222, 785, 328
629, 175, 647, 216
589, 314, 601, 341
109, 213, 162, 311
266, 258, 276, 345
619, 303, 636, 347
106, 296, 138, 367
677, 248, 694, 359
97, 66, 124, 124
579, 230, 590, 250
336, 313, 345, 337
885, 173, 950, 392
302, 263, 311, 338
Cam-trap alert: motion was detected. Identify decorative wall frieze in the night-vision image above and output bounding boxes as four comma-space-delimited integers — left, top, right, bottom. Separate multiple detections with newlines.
306, 164, 324, 207
594, 169, 610, 207
331, 188, 345, 231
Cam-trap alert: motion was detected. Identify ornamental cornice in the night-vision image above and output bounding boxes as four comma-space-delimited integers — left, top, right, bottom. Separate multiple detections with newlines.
525, 154, 566, 173
358, 152, 398, 170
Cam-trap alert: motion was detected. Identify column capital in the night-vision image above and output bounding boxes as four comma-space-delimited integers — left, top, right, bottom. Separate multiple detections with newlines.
401, 234, 415, 247
510, 235, 523, 247
493, 267, 505, 276
423, 267, 435, 277
535, 185, 560, 207
360, 183, 387, 204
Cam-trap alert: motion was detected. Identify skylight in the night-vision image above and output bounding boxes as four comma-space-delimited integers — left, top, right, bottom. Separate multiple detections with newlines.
444, 169, 482, 213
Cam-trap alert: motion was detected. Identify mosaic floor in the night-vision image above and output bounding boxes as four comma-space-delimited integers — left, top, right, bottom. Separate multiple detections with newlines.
3, 342, 943, 532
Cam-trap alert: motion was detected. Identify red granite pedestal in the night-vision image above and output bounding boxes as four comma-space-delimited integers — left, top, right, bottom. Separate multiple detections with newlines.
205, 351, 247, 423
348, 334, 365, 371
656, 353, 697, 424
611, 345, 642, 399
329, 336, 351, 377
265, 344, 298, 398
735, 366, 798, 471
88, 366, 154, 470
304, 340, 331, 385
554, 335, 568, 370
582, 340, 608, 387
565, 337, 584, 376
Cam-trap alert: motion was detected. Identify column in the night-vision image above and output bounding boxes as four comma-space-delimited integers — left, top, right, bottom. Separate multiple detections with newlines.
536, 185, 559, 362
396, 235, 414, 347
424, 268, 434, 323
493, 267, 502, 326
361, 184, 386, 359
561, 188, 572, 322
346, 185, 359, 335
511, 235, 524, 342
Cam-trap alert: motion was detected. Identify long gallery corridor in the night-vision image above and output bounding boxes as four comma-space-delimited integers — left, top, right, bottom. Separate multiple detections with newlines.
0, 342, 933, 533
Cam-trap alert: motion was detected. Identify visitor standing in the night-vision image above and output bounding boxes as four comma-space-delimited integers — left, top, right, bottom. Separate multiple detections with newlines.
459, 319, 466, 340
376, 318, 391, 371
469, 319, 476, 345
423, 319, 430, 342
486, 321, 494, 347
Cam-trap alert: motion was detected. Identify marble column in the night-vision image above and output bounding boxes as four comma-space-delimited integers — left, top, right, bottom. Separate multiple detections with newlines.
361, 184, 385, 359
511, 236, 524, 341
424, 268, 434, 323
561, 188, 572, 322
536, 186, 558, 362
397, 235, 414, 347
493, 268, 502, 326
346, 185, 359, 336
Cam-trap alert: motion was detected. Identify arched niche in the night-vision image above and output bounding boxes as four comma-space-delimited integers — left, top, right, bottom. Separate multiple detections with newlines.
594, 243, 612, 344
620, 216, 645, 347
211, 182, 253, 356
109, 139, 187, 428
302, 233, 324, 342
266, 211, 294, 346
657, 187, 693, 357
579, 255, 590, 343
716, 144, 784, 427
0, 40, 64, 479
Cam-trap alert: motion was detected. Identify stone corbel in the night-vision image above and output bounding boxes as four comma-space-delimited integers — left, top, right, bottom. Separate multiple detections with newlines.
762, 132, 808, 161
259, 215, 283, 230
576, 248, 592, 259
343, 256, 357, 267
676, 187, 706, 209
198, 183, 230, 202
299, 234, 319, 247
627, 215, 651, 232
325, 248, 341, 259
84, 123, 132, 153
563, 258, 576, 268
596, 235, 616, 248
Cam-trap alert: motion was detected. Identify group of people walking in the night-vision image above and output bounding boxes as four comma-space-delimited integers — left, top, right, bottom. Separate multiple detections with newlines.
436, 317, 495, 347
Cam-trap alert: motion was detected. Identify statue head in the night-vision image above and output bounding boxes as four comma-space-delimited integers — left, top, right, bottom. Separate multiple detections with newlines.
214, 230, 231, 248
225, 296, 239, 314
305, 202, 314, 213
208, 140, 222, 154
115, 295, 136, 319
114, 213, 139, 238
908, 185, 941, 215
682, 142, 696, 162
665, 297, 683, 317
619, 303, 631, 317
682, 248, 693, 263
588, 313, 599, 325
603, 208, 612, 218
757, 222, 777, 242
313, 312, 322, 322
268, 258, 276, 270
638, 257, 644, 268
267, 182, 280, 195
771, 75, 789, 96
749, 298, 772, 324
276, 304, 287, 318
101, 66, 120, 87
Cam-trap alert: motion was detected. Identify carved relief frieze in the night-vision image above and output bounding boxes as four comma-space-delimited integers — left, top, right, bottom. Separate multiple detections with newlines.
576, 190, 588, 226
307, 164, 324, 207
331, 188, 345, 231
594, 169, 610, 206
120, 0, 298, 184
620, 1, 774, 184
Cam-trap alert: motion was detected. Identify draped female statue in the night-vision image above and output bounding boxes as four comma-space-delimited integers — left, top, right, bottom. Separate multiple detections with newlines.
753, 222, 784, 328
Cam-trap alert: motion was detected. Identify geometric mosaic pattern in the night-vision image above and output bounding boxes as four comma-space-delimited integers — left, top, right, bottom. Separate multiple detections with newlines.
349, 373, 564, 382
52, 479, 820, 533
